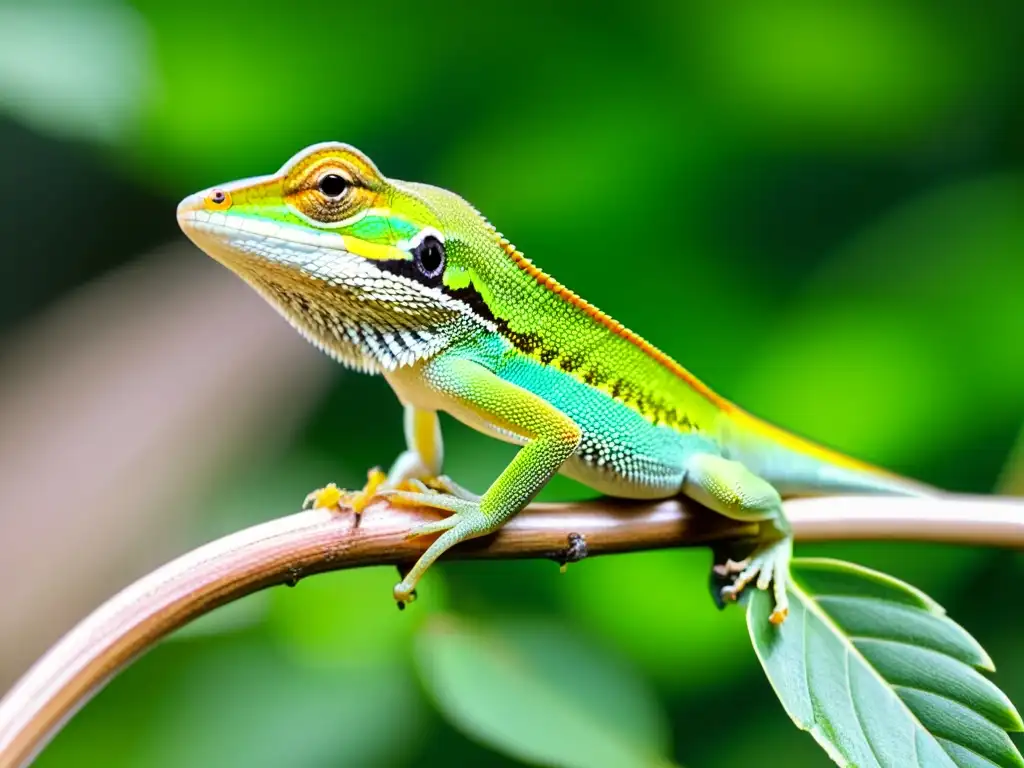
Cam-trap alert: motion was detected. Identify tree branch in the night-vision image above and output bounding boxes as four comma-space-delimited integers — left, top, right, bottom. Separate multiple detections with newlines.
1, 493, 1022, 768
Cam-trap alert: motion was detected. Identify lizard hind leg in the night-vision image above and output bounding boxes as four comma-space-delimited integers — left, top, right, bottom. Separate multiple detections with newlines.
682, 452, 793, 624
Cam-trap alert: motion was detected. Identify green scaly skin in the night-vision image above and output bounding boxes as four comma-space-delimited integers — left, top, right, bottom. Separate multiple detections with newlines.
177, 142, 932, 623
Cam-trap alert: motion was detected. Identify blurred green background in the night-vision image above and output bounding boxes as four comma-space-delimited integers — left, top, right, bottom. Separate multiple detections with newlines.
0, 1, 1021, 766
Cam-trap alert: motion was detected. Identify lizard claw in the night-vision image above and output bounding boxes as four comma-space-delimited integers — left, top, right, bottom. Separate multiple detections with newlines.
719, 538, 792, 624
392, 496, 491, 606
304, 469, 476, 517
303, 482, 344, 510
303, 468, 388, 516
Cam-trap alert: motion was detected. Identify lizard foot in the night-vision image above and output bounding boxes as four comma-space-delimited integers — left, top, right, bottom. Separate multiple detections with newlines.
381, 490, 491, 607
719, 537, 793, 624
303, 470, 478, 518
399, 475, 481, 502
303, 467, 389, 517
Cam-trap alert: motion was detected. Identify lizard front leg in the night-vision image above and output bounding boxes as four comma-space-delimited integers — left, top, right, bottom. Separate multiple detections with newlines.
384, 355, 582, 607
384, 404, 479, 500
388, 404, 445, 486
682, 453, 793, 623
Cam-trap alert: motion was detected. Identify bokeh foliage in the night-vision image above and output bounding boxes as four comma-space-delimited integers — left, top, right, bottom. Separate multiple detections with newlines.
0, 0, 1021, 765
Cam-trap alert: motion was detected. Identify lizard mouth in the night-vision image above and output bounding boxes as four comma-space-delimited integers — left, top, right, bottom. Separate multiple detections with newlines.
177, 205, 354, 275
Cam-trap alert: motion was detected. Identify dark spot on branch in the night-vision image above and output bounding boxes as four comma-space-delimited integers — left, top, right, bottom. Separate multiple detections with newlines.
556, 532, 589, 570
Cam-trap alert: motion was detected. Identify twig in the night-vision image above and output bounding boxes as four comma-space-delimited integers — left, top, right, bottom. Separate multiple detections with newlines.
0, 493, 1022, 768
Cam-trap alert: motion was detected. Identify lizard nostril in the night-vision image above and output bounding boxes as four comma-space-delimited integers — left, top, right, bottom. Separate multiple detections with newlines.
204, 188, 232, 211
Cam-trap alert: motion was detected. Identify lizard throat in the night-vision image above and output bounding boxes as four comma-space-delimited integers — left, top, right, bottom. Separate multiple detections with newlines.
246, 274, 457, 373
181, 214, 473, 372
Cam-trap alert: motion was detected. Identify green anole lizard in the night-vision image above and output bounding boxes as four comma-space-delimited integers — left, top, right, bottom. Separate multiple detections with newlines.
177, 142, 931, 623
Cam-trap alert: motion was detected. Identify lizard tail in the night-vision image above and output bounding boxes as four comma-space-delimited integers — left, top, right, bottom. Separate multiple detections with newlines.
721, 407, 937, 498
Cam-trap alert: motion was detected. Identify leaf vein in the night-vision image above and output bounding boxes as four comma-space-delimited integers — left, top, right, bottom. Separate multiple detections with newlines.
892, 684, 1009, 731
801, 599, 821, 735
850, 636, 966, 663
935, 736, 1004, 768
815, 594, 937, 613
846, 645, 885, 768
790, 580, 954, 766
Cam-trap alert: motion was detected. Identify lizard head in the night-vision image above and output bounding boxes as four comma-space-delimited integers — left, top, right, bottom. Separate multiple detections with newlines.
177, 142, 501, 372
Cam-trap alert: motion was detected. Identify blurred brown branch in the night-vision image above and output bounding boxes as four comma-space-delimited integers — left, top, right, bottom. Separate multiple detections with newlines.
0, 493, 1022, 768
0, 247, 332, 689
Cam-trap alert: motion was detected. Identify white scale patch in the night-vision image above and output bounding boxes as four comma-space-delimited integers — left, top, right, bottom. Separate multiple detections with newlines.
181, 211, 486, 373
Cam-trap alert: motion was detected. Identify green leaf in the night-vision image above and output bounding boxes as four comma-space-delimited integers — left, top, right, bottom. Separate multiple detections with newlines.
414, 614, 676, 768
141, 637, 425, 768
749, 558, 1023, 767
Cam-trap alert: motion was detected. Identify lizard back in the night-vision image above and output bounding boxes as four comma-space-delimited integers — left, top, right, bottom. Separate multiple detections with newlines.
408, 180, 729, 439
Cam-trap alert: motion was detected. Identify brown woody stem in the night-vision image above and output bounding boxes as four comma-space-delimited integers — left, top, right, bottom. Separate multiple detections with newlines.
1, 493, 1022, 768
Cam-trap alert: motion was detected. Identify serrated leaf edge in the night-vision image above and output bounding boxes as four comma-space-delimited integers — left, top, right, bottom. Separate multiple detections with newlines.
753, 562, 1023, 767
817, 594, 996, 673
794, 558, 995, 671
793, 558, 945, 614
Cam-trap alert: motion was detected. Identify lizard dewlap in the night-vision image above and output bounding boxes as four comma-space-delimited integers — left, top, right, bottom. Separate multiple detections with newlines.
178, 142, 930, 623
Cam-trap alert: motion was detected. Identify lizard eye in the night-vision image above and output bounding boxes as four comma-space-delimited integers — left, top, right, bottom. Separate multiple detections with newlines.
317, 173, 349, 199
203, 188, 232, 211
413, 235, 446, 279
